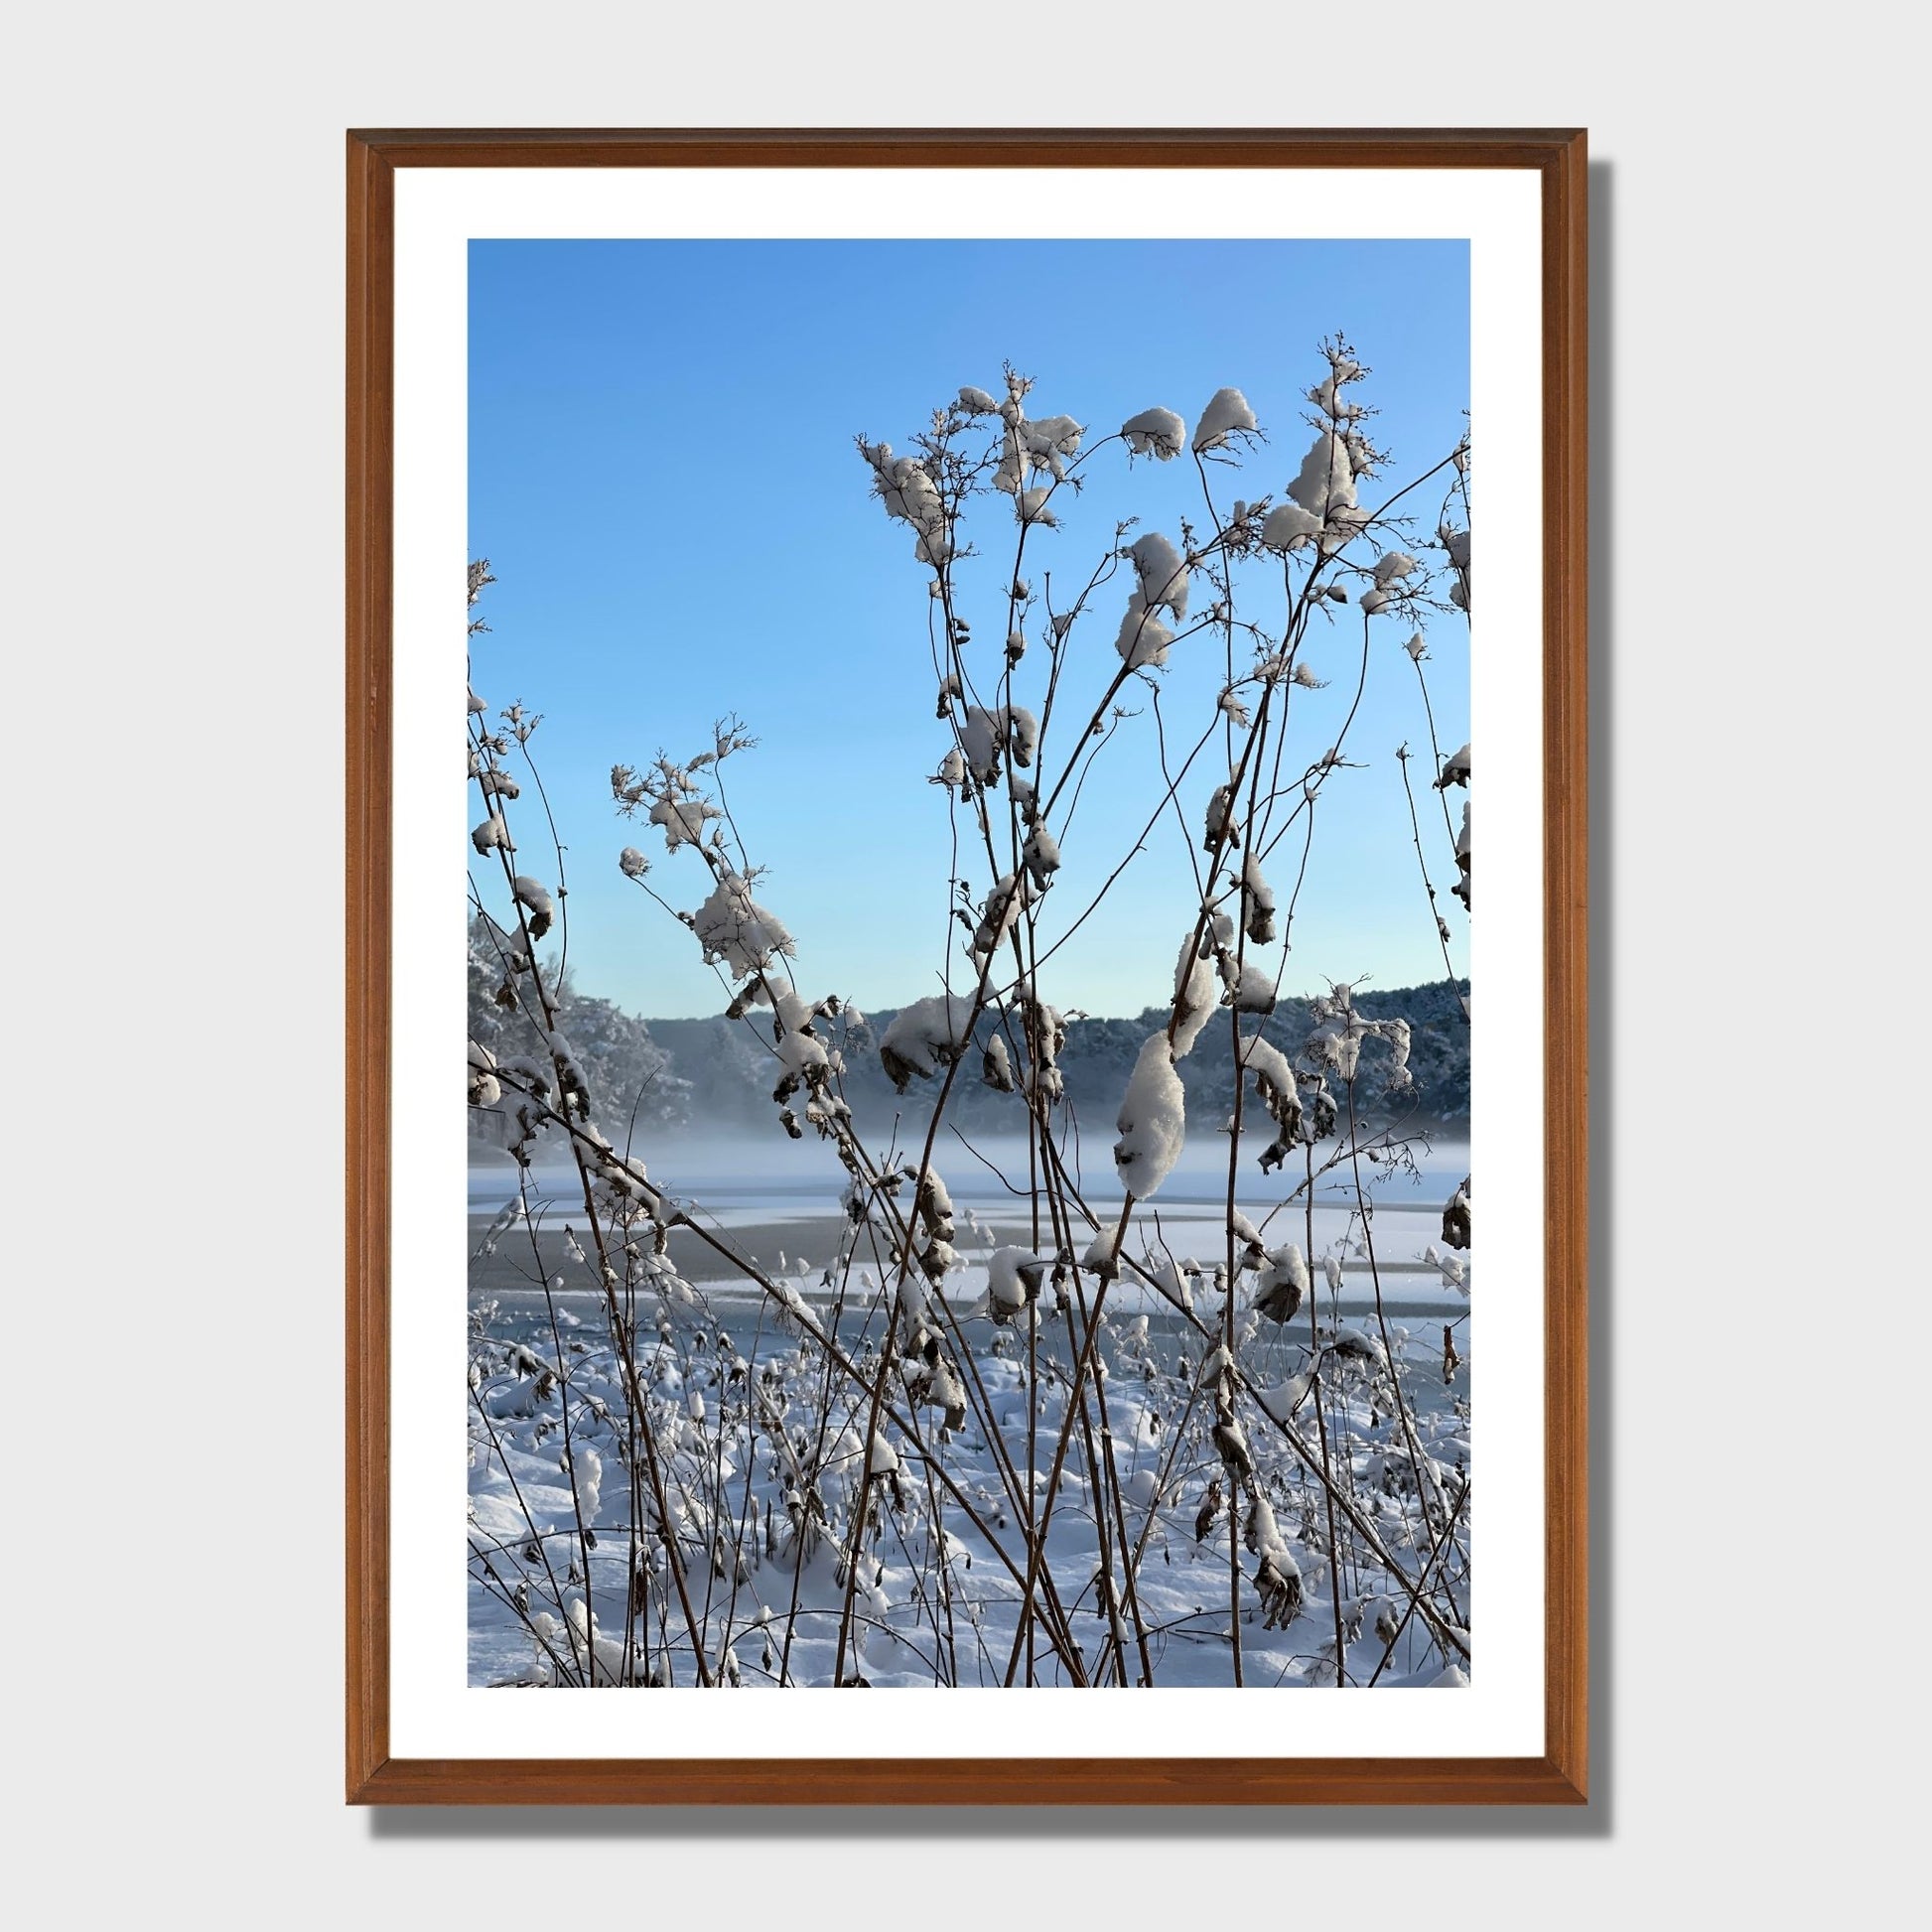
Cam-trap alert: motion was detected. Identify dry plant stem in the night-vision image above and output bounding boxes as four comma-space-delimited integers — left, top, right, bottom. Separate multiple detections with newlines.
1214, 540, 1285, 1688
1408, 648, 1463, 855
1000, 1191, 1135, 1685
1343, 1077, 1451, 1534
1396, 743, 1464, 997
714, 1299, 776, 1666
473, 720, 715, 1682
1029, 1126, 1466, 1661
1306, 1139, 1349, 1682
619, 1271, 644, 1672
512, 1184, 600, 1664
1073, 1281, 1156, 1686
1366, 1484, 1470, 1687
675, 899, 1085, 1673
1017, 914, 1152, 1685
1059, 1245, 1151, 1685
723, 924, 1041, 1536
1063, 1301, 1131, 1686
832, 1311, 899, 1687
889, 434, 1391, 1677
675, 1138, 1087, 1679
468, 1539, 583, 1684
819, 950, 1091, 1668
468, 1389, 584, 1684
1223, 974, 1248, 1689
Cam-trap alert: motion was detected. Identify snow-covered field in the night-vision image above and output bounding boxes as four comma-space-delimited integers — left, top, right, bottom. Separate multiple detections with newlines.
468, 1130, 1471, 1690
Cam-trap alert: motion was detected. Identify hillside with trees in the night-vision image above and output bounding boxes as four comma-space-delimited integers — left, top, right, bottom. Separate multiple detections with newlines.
472, 911, 1467, 1153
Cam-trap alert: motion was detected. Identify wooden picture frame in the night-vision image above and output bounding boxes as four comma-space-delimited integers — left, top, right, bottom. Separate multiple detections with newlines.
347, 127, 1587, 1805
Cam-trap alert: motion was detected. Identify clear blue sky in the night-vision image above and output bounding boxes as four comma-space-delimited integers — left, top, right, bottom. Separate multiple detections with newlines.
469, 239, 1469, 1020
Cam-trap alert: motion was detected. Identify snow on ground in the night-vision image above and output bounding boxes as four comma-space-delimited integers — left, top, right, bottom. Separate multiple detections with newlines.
467, 1130, 1471, 1690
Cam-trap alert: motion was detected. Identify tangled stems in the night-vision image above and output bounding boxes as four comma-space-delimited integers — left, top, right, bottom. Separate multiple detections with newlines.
467, 344, 1472, 1688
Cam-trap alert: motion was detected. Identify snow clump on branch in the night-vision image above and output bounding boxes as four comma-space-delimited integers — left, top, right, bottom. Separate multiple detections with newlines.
511, 876, 555, 941
977, 1247, 1049, 1325
692, 872, 795, 976
1128, 532, 1190, 621
1114, 1034, 1186, 1198
1115, 595, 1176, 670
649, 794, 721, 853
1120, 405, 1186, 460
859, 438, 952, 569
1192, 386, 1258, 454
879, 993, 978, 1091
1254, 1243, 1310, 1325
1171, 929, 1219, 1057
1361, 550, 1420, 616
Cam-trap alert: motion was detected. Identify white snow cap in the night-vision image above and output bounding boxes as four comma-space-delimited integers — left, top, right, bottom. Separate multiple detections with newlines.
1236, 1032, 1295, 1097
1231, 960, 1277, 1014
861, 439, 952, 569
1115, 592, 1176, 671
1114, 1034, 1186, 1199
1082, 1224, 1120, 1278
1256, 1243, 1310, 1314
983, 1247, 1048, 1322
1129, 532, 1190, 621
692, 872, 794, 976
1362, 551, 1420, 617
1261, 502, 1321, 552
879, 992, 977, 1087
1245, 1493, 1302, 1590
1171, 930, 1217, 1059
649, 794, 721, 852
1311, 361, 1363, 420
511, 876, 555, 939
960, 707, 1001, 784
1023, 824, 1061, 889
1120, 406, 1186, 461
1239, 848, 1276, 942
1193, 387, 1257, 453
1287, 430, 1358, 520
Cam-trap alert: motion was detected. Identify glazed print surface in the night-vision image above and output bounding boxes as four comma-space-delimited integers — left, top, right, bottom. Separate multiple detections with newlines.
465, 239, 1473, 1691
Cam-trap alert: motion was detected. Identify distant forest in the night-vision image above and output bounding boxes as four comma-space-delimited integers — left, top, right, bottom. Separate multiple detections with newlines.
471, 917, 1467, 1149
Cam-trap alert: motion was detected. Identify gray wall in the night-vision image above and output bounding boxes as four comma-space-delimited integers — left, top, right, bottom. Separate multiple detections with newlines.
11, 3, 1912, 1921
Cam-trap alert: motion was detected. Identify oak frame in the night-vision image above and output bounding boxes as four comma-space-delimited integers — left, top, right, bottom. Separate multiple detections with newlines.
346, 127, 1587, 1806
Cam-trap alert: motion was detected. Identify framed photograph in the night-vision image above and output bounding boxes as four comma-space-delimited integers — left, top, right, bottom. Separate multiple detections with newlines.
347, 128, 1587, 1804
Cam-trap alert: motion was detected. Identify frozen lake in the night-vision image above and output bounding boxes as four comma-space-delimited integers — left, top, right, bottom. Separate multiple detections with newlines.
470, 1128, 1471, 1305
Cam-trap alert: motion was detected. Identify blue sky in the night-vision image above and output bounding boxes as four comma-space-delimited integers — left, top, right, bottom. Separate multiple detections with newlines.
470, 239, 1468, 1020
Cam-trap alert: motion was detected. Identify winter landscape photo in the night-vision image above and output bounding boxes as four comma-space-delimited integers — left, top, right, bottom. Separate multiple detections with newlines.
464, 237, 1475, 1693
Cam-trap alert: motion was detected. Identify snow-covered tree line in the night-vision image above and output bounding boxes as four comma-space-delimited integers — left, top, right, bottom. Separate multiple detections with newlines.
466, 343, 1474, 1689
496, 978, 1469, 1139
469, 913, 689, 1146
